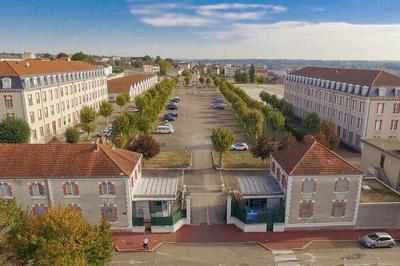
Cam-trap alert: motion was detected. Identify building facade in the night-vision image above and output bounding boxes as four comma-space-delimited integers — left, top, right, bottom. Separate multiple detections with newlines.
107, 74, 158, 101
285, 67, 400, 150
0, 143, 142, 231
361, 139, 400, 191
223, 65, 237, 78
143, 64, 160, 74
270, 137, 363, 230
0, 60, 108, 143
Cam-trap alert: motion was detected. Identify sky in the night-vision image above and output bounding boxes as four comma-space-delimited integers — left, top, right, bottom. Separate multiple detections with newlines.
1, 0, 400, 60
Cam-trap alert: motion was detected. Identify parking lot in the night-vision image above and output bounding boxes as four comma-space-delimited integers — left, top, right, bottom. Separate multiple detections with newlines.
149, 85, 245, 225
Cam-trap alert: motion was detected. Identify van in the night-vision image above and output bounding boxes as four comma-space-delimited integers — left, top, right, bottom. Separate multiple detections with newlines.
156, 125, 174, 134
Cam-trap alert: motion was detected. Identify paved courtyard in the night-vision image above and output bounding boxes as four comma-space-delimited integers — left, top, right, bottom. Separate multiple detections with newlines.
150, 86, 244, 225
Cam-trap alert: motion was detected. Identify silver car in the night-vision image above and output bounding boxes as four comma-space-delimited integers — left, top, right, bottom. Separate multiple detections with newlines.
361, 232, 395, 248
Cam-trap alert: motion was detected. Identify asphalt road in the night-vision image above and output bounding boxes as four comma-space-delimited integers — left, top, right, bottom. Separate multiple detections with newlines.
112, 241, 400, 265
151, 85, 243, 225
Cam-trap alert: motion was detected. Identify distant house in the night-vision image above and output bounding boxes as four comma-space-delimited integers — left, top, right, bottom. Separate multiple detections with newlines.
223, 65, 237, 78
107, 74, 158, 101
143, 64, 160, 73
21, 52, 36, 60
361, 139, 400, 191
176, 62, 191, 72
255, 66, 268, 77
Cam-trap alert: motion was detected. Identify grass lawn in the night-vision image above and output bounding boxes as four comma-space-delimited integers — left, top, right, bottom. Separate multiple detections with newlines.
143, 151, 192, 169
360, 178, 400, 203
212, 150, 268, 169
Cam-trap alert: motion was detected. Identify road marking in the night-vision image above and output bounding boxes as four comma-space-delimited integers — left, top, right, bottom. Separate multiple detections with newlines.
219, 170, 225, 189
273, 250, 299, 266
180, 256, 206, 263
205, 194, 210, 225
156, 251, 172, 257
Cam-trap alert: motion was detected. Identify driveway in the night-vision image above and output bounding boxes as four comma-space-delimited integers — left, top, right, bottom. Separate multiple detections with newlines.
151, 86, 243, 225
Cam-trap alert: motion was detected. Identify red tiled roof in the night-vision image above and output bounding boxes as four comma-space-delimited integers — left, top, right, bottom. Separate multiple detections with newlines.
271, 138, 362, 175
0, 143, 141, 178
291, 67, 400, 87
108, 74, 154, 93
0, 60, 99, 76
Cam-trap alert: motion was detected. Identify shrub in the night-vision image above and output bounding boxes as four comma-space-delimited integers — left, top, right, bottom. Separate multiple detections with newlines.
127, 134, 160, 159
64, 127, 80, 143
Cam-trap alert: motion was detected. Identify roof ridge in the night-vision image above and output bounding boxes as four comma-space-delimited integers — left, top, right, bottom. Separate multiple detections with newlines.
316, 142, 362, 173
289, 140, 316, 175
371, 70, 384, 86
4, 61, 18, 76
99, 144, 128, 176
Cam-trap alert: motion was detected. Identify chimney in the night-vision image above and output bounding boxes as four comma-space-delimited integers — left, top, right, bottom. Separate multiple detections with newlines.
26, 62, 30, 68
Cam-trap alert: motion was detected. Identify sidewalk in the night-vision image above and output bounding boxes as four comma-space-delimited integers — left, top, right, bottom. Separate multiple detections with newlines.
113, 224, 400, 252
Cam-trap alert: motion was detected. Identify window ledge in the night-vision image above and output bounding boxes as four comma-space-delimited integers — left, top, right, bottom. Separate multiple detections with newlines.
64, 195, 80, 199
31, 196, 46, 199
1, 196, 14, 200
100, 195, 116, 198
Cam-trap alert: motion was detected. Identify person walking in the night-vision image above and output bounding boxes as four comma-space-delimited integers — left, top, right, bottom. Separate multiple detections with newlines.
143, 236, 149, 251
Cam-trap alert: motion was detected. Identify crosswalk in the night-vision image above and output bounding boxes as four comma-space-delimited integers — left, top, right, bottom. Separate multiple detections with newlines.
272, 250, 300, 266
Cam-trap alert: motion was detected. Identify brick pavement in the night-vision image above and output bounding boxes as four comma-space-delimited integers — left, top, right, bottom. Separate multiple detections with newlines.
113, 224, 400, 252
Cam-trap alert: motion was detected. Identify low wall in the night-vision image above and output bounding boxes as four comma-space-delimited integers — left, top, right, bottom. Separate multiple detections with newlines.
356, 202, 400, 229
151, 218, 189, 233
227, 216, 267, 232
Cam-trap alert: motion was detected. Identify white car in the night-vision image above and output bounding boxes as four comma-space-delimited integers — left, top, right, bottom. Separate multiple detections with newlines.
230, 142, 249, 151
156, 125, 174, 134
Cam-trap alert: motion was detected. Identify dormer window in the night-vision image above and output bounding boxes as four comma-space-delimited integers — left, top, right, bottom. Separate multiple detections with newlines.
1, 77, 12, 89
24, 78, 30, 88
395, 88, 400, 97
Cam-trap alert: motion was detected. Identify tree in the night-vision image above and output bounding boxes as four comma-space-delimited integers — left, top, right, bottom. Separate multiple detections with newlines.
250, 131, 275, 160
127, 134, 160, 159
64, 127, 80, 143
249, 64, 255, 83
80, 106, 97, 139
211, 127, 236, 168
266, 111, 285, 131
310, 132, 329, 147
278, 131, 297, 150
116, 93, 130, 114
205, 77, 211, 87
43, 53, 53, 60
112, 114, 131, 137
241, 72, 250, 83
213, 77, 220, 87
0, 117, 31, 143
131, 114, 153, 134
182, 70, 192, 87
302, 112, 321, 134
142, 55, 152, 62
234, 69, 242, 83
320, 119, 340, 150
71, 51, 86, 61
199, 76, 204, 86
0, 199, 114, 265
56, 52, 68, 59
159, 60, 172, 75
99, 101, 113, 124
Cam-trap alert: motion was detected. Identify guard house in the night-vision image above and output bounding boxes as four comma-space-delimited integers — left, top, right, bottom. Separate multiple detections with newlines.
227, 176, 285, 232
131, 177, 189, 233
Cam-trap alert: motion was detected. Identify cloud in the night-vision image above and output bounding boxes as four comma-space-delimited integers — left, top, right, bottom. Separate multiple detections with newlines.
129, 1, 287, 27
310, 7, 325, 12
141, 13, 213, 27
207, 21, 400, 60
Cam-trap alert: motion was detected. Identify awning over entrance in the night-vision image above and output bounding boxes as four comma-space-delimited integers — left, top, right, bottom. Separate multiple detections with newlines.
235, 176, 284, 199
132, 177, 179, 201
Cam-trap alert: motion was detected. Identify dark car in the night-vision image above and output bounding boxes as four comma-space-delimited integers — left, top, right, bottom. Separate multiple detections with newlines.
163, 114, 177, 121
167, 103, 178, 110
213, 98, 224, 104
212, 103, 225, 110
167, 112, 178, 117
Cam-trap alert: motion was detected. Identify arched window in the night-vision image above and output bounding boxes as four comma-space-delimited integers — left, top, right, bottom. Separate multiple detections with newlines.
301, 179, 316, 193
2, 77, 12, 89
334, 178, 349, 193
29, 182, 46, 197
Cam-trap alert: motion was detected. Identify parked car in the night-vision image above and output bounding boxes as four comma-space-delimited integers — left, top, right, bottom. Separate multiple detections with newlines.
166, 112, 178, 117
212, 103, 225, 110
167, 102, 178, 110
160, 123, 173, 129
163, 114, 177, 121
171, 96, 181, 103
230, 142, 249, 151
156, 125, 174, 134
361, 232, 395, 248
129, 106, 140, 113
213, 98, 224, 104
